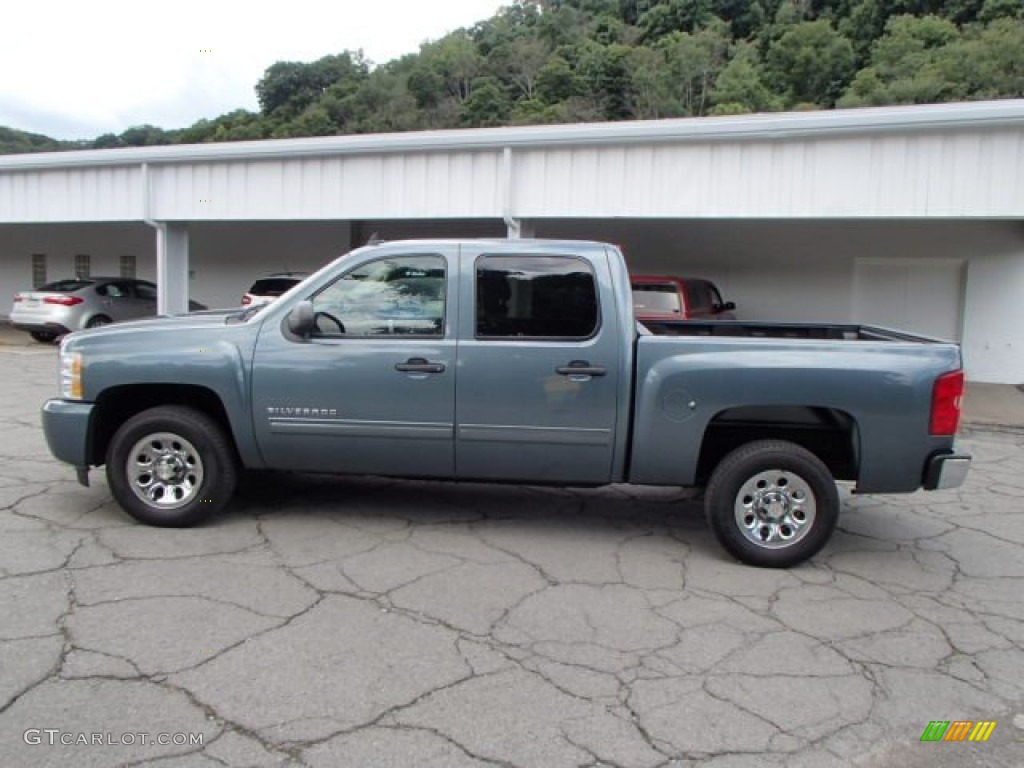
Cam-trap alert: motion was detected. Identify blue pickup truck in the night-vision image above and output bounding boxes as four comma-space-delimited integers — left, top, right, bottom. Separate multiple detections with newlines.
42, 239, 971, 567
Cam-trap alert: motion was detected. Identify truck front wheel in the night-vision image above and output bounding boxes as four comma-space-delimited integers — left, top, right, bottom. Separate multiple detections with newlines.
105, 405, 238, 527
705, 440, 839, 568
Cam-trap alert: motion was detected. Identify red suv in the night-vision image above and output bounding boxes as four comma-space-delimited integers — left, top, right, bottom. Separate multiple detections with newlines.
630, 275, 736, 323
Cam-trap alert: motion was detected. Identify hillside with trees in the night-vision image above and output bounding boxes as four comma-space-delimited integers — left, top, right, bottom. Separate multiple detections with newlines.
3, 0, 1023, 153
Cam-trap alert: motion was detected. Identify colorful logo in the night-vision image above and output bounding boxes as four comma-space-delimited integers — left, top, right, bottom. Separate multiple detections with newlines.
920, 720, 996, 742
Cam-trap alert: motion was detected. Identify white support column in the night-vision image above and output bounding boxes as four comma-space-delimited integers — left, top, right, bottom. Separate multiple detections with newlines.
155, 222, 190, 315
501, 146, 534, 240
505, 219, 535, 239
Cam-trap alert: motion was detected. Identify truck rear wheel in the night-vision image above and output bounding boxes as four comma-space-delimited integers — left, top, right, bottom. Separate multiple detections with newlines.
705, 440, 839, 568
105, 405, 237, 527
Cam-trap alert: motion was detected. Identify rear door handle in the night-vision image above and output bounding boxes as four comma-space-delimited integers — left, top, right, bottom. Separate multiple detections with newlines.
556, 360, 607, 377
395, 357, 446, 374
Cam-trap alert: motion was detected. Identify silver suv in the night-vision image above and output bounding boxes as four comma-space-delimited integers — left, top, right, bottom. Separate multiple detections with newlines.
11, 278, 204, 342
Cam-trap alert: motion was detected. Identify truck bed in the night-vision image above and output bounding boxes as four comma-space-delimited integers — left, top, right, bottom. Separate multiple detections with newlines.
628, 321, 963, 492
640, 320, 948, 344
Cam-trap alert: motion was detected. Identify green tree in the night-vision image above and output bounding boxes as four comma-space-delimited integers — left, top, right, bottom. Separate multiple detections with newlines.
536, 3, 587, 47
591, 12, 631, 43
420, 33, 485, 105
536, 54, 579, 103
118, 125, 172, 146
177, 110, 267, 145
92, 133, 122, 149
510, 98, 572, 124
839, 14, 963, 105
840, 0, 886, 63
277, 106, 336, 137
711, 43, 780, 113
978, 0, 1023, 21
575, 40, 635, 118
460, 77, 513, 125
491, 36, 552, 100
637, 0, 715, 39
406, 67, 446, 109
767, 19, 856, 106
255, 52, 368, 122
946, 17, 1024, 99
656, 20, 732, 115
713, 0, 769, 38
627, 46, 675, 117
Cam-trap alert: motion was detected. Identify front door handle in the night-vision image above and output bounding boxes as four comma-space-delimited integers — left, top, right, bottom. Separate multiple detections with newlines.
395, 357, 446, 374
556, 360, 607, 377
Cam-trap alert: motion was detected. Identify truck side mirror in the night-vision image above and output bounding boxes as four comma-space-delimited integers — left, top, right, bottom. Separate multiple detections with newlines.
286, 300, 315, 339
718, 301, 736, 312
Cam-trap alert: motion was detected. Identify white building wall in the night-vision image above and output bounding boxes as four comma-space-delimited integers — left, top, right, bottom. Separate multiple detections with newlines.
3, 102, 1024, 224
145, 152, 505, 221
511, 129, 1024, 219
962, 231, 1024, 383
3, 128, 1022, 224
0, 167, 143, 222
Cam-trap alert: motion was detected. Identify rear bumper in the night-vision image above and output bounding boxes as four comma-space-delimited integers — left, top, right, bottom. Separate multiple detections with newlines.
923, 452, 972, 490
42, 399, 94, 468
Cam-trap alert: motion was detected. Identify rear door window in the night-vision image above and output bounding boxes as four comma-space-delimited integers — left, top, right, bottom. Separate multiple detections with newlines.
476, 255, 598, 339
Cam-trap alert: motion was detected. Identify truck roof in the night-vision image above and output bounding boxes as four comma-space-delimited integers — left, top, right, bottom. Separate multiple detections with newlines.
357, 238, 615, 252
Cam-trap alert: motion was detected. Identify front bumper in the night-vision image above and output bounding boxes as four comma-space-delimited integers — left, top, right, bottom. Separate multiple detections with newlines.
923, 452, 972, 490
42, 399, 94, 468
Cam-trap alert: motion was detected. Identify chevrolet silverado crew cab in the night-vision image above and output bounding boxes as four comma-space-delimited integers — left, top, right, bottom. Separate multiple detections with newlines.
42, 239, 971, 567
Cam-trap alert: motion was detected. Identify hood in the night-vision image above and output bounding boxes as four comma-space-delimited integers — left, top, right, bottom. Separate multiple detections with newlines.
64, 310, 245, 342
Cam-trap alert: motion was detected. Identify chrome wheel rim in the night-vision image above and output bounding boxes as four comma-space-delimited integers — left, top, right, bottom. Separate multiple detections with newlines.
126, 432, 204, 510
734, 469, 816, 549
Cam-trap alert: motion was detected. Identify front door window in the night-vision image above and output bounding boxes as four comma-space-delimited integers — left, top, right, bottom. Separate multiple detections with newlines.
311, 255, 445, 338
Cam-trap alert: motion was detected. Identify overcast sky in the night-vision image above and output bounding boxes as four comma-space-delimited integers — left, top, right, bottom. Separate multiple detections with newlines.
1, 0, 503, 140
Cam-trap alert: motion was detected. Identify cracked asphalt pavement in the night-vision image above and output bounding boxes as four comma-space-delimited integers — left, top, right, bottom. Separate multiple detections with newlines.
1, 346, 1023, 767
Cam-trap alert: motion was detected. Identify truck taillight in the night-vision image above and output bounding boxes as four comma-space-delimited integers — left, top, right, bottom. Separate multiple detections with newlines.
13, 293, 23, 302
930, 370, 964, 436
44, 296, 84, 306
241, 295, 251, 306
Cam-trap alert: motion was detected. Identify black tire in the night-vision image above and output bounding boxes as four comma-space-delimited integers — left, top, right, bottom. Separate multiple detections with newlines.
705, 440, 839, 568
105, 405, 238, 527
30, 331, 58, 343
86, 315, 112, 328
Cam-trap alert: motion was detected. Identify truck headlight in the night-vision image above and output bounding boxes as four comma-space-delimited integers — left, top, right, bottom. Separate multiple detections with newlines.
60, 347, 83, 400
